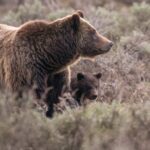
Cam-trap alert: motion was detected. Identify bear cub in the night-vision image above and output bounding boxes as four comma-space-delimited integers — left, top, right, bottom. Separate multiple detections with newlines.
44, 72, 102, 115
71, 72, 102, 105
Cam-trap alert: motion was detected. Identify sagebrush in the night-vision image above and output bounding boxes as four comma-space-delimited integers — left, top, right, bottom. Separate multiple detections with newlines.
0, 0, 150, 150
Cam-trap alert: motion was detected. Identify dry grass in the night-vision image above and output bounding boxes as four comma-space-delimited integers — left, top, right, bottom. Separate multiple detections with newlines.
0, 92, 150, 150
0, 0, 150, 149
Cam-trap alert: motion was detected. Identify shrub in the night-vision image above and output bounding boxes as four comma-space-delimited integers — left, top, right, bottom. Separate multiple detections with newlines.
47, 8, 73, 21
0, 1, 150, 149
131, 2, 150, 32
120, 31, 150, 58
0, 93, 150, 150
1, 0, 46, 26
85, 7, 122, 42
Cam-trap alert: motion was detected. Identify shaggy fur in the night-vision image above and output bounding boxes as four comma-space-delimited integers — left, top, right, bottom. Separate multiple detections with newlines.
0, 10, 112, 117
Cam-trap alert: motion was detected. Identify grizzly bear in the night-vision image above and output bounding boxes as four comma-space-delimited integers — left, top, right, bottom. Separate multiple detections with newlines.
52, 72, 101, 115
70, 72, 102, 105
0, 10, 113, 117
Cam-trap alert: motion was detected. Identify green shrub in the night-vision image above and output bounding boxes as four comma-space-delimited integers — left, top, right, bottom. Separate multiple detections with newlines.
0, 1, 150, 149
86, 7, 122, 42
47, 8, 73, 21
1, 0, 45, 26
132, 2, 150, 23
1, 11, 21, 26
120, 31, 150, 56
0, 93, 150, 150
131, 2, 150, 32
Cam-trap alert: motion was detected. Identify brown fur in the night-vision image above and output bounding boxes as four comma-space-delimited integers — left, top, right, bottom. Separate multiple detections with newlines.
0, 11, 112, 117
71, 72, 102, 105
0, 20, 79, 92
52, 72, 101, 114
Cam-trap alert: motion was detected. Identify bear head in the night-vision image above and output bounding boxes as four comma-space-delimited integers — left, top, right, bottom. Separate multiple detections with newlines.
71, 72, 102, 105
65, 10, 113, 58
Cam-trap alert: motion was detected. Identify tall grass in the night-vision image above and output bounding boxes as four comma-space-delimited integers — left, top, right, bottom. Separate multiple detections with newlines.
0, 92, 150, 150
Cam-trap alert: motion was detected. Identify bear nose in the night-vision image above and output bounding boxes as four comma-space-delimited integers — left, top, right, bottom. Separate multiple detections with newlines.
102, 41, 113, 51
109, 41, 113, 48
91, 94, 98, 100
105, 41, 113, 51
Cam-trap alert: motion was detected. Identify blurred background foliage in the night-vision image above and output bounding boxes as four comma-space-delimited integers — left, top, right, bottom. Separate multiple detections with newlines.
0, 0, 150, 150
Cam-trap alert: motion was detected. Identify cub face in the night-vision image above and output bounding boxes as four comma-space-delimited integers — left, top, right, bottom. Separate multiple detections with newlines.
71, 72, 102, 105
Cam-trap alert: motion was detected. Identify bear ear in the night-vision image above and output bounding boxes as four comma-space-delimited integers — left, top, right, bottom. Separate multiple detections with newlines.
76, 10, 84, 18
71, 14, 80, 32
94, 73, 102, 79
77, 73, 85, 81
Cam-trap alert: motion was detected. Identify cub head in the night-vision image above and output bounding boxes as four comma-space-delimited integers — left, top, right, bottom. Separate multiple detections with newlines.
71, 72, 102, 105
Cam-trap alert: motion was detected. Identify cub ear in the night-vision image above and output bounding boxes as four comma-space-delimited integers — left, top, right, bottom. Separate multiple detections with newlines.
71, 14, 80, 32
76, 10, 84, 18
77, 73, 85, 81
94, 73, 102, 79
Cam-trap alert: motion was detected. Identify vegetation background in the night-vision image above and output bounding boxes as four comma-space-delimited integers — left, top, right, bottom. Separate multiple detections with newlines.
0, 0, 150, 150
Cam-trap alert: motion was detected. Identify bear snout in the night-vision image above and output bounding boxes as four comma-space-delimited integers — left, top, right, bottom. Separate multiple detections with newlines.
101, 41, 113, 52
88, 90, 98, 100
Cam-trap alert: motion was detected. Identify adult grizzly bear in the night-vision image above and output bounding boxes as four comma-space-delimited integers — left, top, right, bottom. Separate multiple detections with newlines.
0, 11, 113, 117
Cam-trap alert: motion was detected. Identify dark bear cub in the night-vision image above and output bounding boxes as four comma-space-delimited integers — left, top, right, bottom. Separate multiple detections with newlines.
44, 72, 101, 116
71, 72, 102, 105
